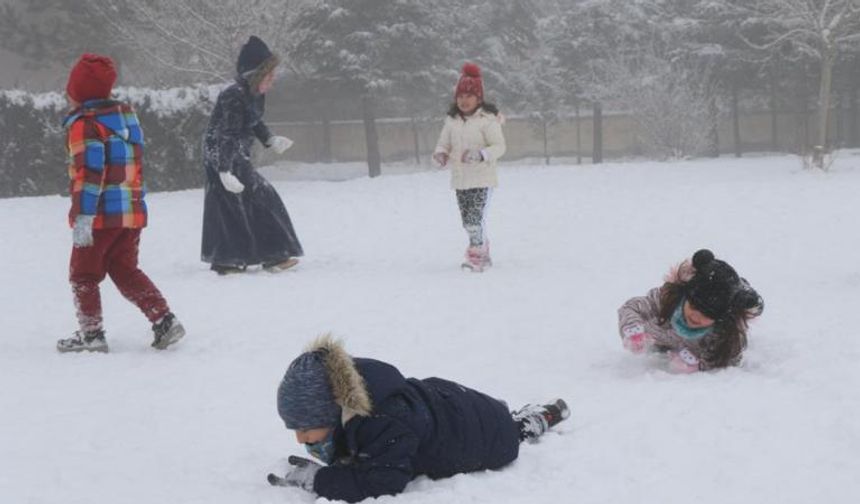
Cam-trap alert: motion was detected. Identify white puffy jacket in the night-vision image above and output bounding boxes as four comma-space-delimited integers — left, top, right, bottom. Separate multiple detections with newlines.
433, 107, 506, 190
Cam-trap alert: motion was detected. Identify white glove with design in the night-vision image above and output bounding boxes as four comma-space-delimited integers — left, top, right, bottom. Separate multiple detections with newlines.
73, 215, 95, 248
219, 172, 245, 193
461, 149, 487, 164
268, 136, 294, 154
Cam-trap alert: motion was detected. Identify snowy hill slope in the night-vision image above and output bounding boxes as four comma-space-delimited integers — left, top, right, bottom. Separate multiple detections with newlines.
1, 155, 859, 504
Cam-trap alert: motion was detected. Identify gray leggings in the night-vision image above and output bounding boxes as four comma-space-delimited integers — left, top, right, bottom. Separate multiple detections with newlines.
455, 188, 490, 246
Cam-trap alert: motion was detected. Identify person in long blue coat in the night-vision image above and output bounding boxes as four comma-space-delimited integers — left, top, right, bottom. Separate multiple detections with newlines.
272, 335, 570, 502
201, 35, 303, 275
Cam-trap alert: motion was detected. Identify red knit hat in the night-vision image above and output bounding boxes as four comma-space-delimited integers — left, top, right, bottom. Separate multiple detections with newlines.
455, 62, 483, 101
66, 54, 117, 103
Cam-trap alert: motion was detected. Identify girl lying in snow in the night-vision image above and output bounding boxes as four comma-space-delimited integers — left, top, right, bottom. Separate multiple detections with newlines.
618, 249, 764, 372
271, 335, 569, 502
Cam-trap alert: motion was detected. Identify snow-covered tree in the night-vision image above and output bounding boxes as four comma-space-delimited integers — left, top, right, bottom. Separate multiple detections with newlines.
556, 1, 691, 159
714, 0, 860, 167
519, 17, 566, 165
88, 0, 309, 84
0, 0, 115, 71
289, 0, 452, 177
463, 0, 540, 110
554, 0, 654, 162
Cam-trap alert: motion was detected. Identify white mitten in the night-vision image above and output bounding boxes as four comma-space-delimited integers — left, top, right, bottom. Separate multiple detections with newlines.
668, 349, 700, 374
269, 136, 294, 154
219, 172, 245, 193
73, 215, 95, 248
461, 149, 486, 164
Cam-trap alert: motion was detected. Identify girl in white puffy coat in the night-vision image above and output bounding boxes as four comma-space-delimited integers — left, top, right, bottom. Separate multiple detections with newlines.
433, 63, 506, 272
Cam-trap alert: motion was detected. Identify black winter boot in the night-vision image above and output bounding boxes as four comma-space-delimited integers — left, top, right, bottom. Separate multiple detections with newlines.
151, 312, 186, 350
512, 398, 570, 442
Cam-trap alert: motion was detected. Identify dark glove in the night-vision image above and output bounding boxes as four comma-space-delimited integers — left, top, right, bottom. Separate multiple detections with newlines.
268, 456, 321, 491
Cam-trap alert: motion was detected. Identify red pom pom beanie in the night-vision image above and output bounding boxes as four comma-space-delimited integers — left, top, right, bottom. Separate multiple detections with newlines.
455, 62, 483, 101
66, 54, 117, 103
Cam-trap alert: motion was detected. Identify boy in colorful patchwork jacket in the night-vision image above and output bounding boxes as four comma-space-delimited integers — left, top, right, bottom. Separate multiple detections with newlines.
618, 249, 764, 372
271, 336, 569, 503
56, 54, 185, 353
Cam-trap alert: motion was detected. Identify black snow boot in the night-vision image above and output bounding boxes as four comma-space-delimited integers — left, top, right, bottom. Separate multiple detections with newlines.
512, 398, 570, 442
151, 312, 186, 350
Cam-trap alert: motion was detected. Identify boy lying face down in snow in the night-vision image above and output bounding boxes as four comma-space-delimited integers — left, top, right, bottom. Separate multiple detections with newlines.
271, 336, 569, 502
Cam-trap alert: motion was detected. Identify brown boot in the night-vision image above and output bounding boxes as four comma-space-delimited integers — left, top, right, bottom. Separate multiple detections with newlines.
264, 257, 299, 273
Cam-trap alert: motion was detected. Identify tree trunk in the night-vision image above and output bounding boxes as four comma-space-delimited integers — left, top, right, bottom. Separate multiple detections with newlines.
795, 76, 809, 155
592, 101, 603, 164
707, 93, 720, 158
816, 55, 834, 157
851, 80, 859, 148
320, 115, 332, 163
411, 117, 421, 165
835, 90, 845, 147
575, 101, 582, 165
362, 95, 381, 178
731, 83, 742, 158
769, 76, 778, 152
543, 118, 550, 165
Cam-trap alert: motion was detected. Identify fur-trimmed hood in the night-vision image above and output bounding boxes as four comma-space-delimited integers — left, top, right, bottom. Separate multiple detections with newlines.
306, 335, 373, 425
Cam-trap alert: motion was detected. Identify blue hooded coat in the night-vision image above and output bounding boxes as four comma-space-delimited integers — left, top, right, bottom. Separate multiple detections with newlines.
277, 337, 520, 503
201, 36, 303, 267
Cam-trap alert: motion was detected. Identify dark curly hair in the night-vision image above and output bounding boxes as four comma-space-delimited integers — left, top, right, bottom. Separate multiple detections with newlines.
447, 101, 499, 118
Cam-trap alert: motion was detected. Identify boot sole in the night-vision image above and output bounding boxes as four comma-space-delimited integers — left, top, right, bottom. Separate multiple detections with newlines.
555, 398, 570, 419
56, 344, 109, 354
264, 258, 299, 273
545, 398, 571, 428
461, 263, 484, 273
215, 268, 246, 276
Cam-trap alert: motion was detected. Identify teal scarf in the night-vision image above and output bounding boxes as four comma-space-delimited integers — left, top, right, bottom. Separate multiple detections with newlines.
671, 300, 714, 340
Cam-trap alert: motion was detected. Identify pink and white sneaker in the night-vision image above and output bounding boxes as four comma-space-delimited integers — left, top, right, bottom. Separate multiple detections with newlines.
462, 243, 491, 272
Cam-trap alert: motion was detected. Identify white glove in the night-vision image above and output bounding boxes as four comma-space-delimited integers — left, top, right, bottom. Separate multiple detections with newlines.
461, 149, 486, 164
268, 136, 294, 154
219, 171, 245, 193
281, 456, 321, 491
668, 349, 700, 374
73, 215, 95, 248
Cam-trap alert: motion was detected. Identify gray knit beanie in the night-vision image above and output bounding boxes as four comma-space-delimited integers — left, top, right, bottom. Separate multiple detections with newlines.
277, 350, 342, 430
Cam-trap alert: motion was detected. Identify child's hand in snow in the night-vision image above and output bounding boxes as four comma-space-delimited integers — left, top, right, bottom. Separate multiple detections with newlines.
621, 324, 654, 354
667, 349, 700, 373
623, 332, 655, 354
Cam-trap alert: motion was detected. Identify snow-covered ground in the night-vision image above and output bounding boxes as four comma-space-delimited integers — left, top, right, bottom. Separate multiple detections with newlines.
2, 154, 859, 504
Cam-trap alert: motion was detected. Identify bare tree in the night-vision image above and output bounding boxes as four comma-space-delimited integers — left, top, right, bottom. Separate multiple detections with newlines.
721, 0, 860, 168
81, 0, 307, 85
599, 52, 719, 160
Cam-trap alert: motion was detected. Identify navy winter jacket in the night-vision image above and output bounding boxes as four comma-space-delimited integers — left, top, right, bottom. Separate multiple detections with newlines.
313, 358, 520, 502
